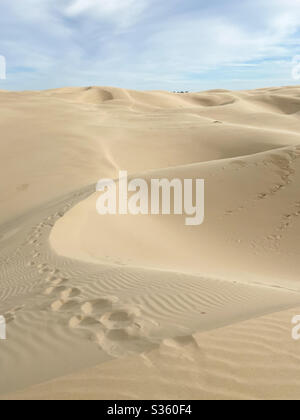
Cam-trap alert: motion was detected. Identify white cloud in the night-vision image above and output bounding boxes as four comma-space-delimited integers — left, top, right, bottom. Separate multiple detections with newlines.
137, 0, 300, 78
0, 0, 300, 90
64, 0, 149, 28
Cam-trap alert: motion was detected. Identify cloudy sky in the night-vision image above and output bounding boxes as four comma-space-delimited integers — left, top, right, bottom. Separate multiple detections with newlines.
0, 0, 300, 91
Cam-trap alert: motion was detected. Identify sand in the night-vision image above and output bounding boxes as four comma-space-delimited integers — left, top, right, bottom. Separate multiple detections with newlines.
1, 85, 300, 400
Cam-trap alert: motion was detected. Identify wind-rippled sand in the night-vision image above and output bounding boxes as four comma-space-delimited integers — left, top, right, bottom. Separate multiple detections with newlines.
1, 86, 300, 400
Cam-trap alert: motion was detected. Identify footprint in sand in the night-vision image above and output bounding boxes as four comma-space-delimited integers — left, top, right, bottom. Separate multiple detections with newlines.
48, 283, 82, 312
68, 297, 120, 328
51, 297, 81, 313
81, 297, 119, 316
28, 239, 39, 245
37, 263, 54, 274
3, 306, 24, 324
93, 321, 154, 358
100, 307, 141, 330
67, 297, 155, 357
45, 275, 69, 286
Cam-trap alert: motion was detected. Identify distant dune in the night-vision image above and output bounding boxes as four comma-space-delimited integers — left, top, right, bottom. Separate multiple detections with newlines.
1, 86, 300, 400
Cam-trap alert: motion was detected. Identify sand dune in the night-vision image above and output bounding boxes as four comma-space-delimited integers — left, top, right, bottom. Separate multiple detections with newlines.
51, 146, 300, 289
1, 86, 300, 400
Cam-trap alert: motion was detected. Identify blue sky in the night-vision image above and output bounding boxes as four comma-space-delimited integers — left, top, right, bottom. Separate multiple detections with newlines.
0, 0, 300, 91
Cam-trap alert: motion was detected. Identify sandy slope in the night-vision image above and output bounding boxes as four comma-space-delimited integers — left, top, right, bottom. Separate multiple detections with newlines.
4, 305, 300, 400
51, 147, 300, 289
1, 86, 300, 400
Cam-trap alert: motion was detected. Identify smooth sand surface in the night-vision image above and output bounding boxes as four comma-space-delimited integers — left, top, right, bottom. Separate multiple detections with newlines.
1, 86, 300, 399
